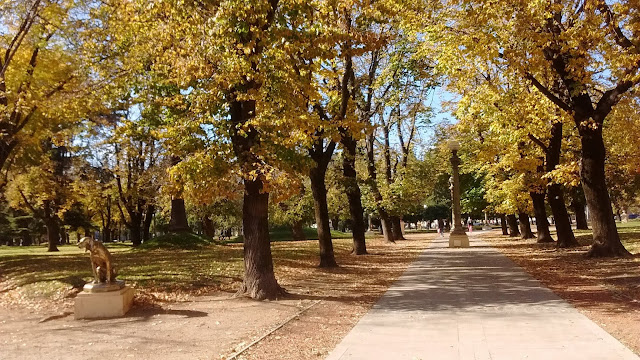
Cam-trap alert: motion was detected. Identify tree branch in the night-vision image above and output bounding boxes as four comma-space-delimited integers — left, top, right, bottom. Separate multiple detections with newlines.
525, 73, 573, 113
528, 134, 548, 152
18, 188, 38, 215
596, 1, 639, 53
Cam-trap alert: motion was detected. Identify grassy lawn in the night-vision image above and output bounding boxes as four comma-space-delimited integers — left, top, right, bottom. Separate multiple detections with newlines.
572, 219, 640, 254
0, 229, 365, 311
0, 227, 355, 297
0, 241, 244, 299
228, 226, 355, 243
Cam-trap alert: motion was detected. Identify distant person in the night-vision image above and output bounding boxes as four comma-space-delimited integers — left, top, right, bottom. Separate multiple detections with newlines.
437, 218, 444, 237
467, 217, 473, 232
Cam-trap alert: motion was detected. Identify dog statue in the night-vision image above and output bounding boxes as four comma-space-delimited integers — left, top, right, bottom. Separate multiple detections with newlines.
78, 237, 117, 284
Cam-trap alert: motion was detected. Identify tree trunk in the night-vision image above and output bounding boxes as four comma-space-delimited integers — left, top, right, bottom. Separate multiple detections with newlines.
547, 185, 577, 247
332, 217, 340, 231
309, 167, 338, 267
43, 200, 60, 252
143, 205, 155, 243
129, 213, 143, 247
500, 214, 509, 235
380, 216, 393, 242
530, 192, 554, 243
546, 122, 578, 248
230, 96, 284, 299
578, 126, 630, 257
237, 178, 285, 299
202, 217, 216, 238
169, 198, 190, 232
290, 220, 306, 241
20, 230, 32, 246
570, 187, 589, 230
364, 133, 393, 243
45, 217, 60, 252
507, 214, 520, 237
518, 213, 535, 239
341, 135, 367, 255
102, 227, 111, 243
59, 226, 68, 245
390, 216, 405, 241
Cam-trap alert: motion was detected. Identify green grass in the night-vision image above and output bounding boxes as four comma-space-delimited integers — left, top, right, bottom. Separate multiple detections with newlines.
572, 219, 640, 254
139, 233, 212, 250
228, 226, 353, 243
0, 229, 358, 303
0, 242, 132, 256
0, 241, 246, 297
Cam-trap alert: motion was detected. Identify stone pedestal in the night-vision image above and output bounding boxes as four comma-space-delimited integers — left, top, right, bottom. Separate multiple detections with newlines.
75, 286, 134, 320
449, 231, 470, 248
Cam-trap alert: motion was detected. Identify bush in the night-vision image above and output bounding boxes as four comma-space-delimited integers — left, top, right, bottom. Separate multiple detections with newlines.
139, 233, 211, 250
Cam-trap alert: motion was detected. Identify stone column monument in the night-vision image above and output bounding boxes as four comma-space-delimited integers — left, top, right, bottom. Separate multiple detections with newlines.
483, 211, 492, 230
448, 140, 470, 248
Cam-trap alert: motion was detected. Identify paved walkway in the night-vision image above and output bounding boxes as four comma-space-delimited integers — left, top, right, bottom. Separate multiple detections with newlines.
326, 233, 639, 360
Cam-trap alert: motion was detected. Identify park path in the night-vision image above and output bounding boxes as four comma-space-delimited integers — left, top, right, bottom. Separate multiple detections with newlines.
326, 232, 639, 360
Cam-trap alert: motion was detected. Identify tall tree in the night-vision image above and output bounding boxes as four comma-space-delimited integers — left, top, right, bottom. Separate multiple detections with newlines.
0, 0, 83, 176
423, 0, 640, 256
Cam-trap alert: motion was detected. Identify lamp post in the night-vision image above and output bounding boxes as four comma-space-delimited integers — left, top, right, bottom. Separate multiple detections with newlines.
448, 140, 469, 247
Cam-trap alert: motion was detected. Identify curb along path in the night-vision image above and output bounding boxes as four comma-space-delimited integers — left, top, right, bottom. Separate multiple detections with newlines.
326, 233, 639, 360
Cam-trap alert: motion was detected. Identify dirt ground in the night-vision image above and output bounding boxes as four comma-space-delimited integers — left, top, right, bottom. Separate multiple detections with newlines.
0, 234, 432, 360
481, 230, 640, 356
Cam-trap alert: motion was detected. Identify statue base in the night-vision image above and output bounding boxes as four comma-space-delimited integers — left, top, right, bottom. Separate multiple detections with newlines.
74, 286, 134, 320
449, 231, 470, 248
83, 280, 126, 293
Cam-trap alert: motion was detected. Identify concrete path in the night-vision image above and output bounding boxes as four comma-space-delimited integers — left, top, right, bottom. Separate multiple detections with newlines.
326, 233, 639, 360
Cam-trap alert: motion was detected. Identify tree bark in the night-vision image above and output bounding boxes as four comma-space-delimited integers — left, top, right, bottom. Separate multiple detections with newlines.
331, 217, 340, 231
545, 122, 579, 248
129, 213, 142, 247
42, 200, 60, 252
578, 126, 630, 256
143, 205, 155, 243
168, 198, 190, 232
202, 217, 216, 238
309, 166, 338, 267
230, 95, 285, 299
500, 214, 509, 235
341, 135, 367, 255
570, 187, 589, 230
390, 216, 405, 241
102, 227, 111, 243
45, 218, 60, 252
364, 133, 393, 243
237, 177, 285, 299
507, 214, 520, 237
530, 192, 554, 243
290, 220, 306, 241
518, 213, 535, 239
59, 226, 68, 245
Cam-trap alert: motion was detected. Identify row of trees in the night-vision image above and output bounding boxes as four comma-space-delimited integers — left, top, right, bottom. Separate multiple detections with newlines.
1, 0, 435, 299
418, 0, 640, 256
